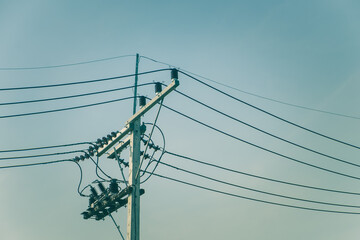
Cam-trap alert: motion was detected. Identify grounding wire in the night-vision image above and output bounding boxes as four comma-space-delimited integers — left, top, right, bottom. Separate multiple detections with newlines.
158, 160, 360, 208
174, 89, 360, 168
147, 171, 360, 215
165, 151, 360, 196
0, 54, 135, 70
0, 96, 135, 119
160, 102, 360, 181
179, 71, 360, 150
0, 82, 155, 106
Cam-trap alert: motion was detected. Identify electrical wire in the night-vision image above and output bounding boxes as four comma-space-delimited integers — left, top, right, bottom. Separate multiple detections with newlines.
108, 212, 126, 240
174, 89, 360, 168
113, 148, 128, 186
139, 134, 158, 178
141, 55, 360, 120
0, 150, 85, 161
73, 161, 87, 197
0, 54, 135, 70
179, 71, 360, 150
140, 124, 166, 184
0, 159, 73, 169
0, 142, 93, 153
88, 155, 112, 181
0, 83, 155, 106
0, 156, 86, 197
160, 103, 360, 181
147, 171, 360, 215
0, 96, 135, 119
0, 68, 170, 91
157, 160, 360, 208
165, 151, 360, 196
135, 99, 164, 180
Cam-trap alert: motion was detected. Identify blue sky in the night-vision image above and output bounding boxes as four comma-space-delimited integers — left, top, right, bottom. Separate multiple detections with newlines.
1, 1, 360, 239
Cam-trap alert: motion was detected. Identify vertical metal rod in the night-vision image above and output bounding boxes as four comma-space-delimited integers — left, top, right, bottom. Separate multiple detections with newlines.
133, 53, 140, 114
127, 119, 141, 240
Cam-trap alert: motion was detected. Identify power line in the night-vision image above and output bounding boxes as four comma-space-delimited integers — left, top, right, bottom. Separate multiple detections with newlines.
0, 159, 74, 169
158, 160, 360, 208
0, 150, 85, 161
148, 171, 360, 215
0, 96, 135, 119
0, 68, 170, 91
174, 89, 360, 168
0, 54, 135, 70
165, 151, 360, 196
160, 103, 360, 181
179, 71, 360, 150
0, 142, 93, 153
0, 83, 155, 106
141, 55, 360, 120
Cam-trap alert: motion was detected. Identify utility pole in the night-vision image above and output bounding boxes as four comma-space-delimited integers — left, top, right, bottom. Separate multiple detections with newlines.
85, 69, 179, 240
127, 118, 141, 240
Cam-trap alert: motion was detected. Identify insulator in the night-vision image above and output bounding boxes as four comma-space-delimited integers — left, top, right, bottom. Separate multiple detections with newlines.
84, 153, 90, 159
109, 179, 119, 193
155, 82, 162, 94
80, 155, 85, 161
82, 210, 91, 219
96, 138, 103, 147
93, 144, 99, 150
88, 146, 94, 153
140, 124, 146, 134
90, 186, 98, 197
102, 137, 108, 145
171, 68, 178, 79
89, 196, 96, 206
139, 96, 146, 108
107, 134, 112, 141
111, 132, 117, 138
74, 156, 80, 162
98, 182, 107, 193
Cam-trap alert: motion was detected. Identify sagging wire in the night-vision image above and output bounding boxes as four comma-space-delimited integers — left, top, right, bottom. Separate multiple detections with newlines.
88, 154, 112, 181
73, 161, 88, 197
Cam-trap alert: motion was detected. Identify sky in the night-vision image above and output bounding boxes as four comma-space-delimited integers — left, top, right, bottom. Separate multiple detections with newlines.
0, 0, 360, 239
